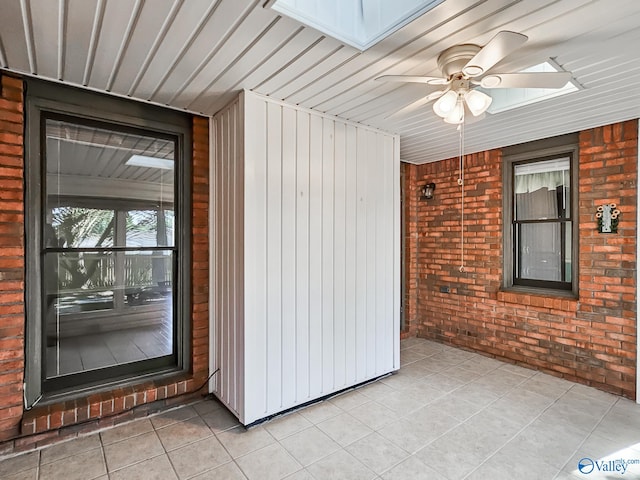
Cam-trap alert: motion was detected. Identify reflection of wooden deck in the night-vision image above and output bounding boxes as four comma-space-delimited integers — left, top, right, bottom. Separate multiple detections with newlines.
48, 296, 172, 338
45, 316, 172, 379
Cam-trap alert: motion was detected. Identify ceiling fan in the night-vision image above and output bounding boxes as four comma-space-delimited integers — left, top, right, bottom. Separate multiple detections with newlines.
376, 31, 572, 124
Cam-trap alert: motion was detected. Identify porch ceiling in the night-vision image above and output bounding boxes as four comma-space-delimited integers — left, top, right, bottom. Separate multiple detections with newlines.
1, 0, 639, 163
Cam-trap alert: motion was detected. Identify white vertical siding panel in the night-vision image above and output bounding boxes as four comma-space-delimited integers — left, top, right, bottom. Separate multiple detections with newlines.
221, 106, 231, 405
383, 135, 395, 372
215, 106, 228, 404
308, 114, 324, 398
227, 106, 237, 407
234, 97, 246, 413
321, 117, 335, 393
375, 133, 393, 375
355, 127, 368, 382
215, 91, 399, 424
295, 111, 311, 403
281, 106, 297, 408
212, 95, 246, 420
243, 94, 269, 421
212, 109, 222, 398
333, 122, 347, 389
393, 136, 401, 370
266, 102, 283, 412
344, 125, 358, 385
227, 100, 240, 410
365, 130, 378, 378
209, 114, 216, 396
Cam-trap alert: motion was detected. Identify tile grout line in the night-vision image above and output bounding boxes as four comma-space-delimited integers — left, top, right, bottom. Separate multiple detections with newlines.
164, 406, 245, 478
269, 401, 383, 477
389, 345, 534, 471
103, 403, 239, 478
366, 349, 503, 477
182, 410, 252, 478
551, 394, 620, 480
101, 408, 210, 477
209, 420, 272, 480
460, 379, 615, 480
272, 426, 335, 473
304, 345, 623, 480
36, 447, 41, 480
362, 349, 476, 477
412, 370, 534, 480
98, 432, 109, 479
159, 426, 182, 480
105, 450, 166, 476
3, 399, 207, 465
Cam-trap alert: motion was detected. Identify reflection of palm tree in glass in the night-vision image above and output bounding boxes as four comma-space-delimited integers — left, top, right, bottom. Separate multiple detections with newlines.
127, 209, 170, 287
51, 207, 114, 289
51, 207, 170, 290
126, 210, 160, 243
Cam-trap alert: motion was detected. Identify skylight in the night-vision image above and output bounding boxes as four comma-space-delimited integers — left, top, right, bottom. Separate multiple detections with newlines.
481, 60, 580, 114
126, 155, 174, 170
270, 0, 445, 51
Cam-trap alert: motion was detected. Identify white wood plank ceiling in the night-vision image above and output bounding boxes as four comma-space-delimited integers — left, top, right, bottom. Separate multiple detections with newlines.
1, 0, 639, 163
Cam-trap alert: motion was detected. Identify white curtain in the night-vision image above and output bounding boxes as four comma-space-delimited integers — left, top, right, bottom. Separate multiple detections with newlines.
515, 171, 566, 194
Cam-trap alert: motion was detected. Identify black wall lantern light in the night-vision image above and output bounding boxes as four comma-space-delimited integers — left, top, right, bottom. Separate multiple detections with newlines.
421, 182, 436, 200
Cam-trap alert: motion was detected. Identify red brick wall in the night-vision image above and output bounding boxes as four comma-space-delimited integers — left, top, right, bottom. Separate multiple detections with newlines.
0, 74, 26, 443
0, 74, 210, 450
405, 120, 638, 399
192, 117, 210, 378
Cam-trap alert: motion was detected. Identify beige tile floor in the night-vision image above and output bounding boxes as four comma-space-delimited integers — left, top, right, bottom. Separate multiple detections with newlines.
2, 338, 640, 480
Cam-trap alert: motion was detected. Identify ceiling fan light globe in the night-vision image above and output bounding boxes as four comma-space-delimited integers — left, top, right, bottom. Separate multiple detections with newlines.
443, 101, 465, 124
433, 90, 458, 117
464, 89, 492, 116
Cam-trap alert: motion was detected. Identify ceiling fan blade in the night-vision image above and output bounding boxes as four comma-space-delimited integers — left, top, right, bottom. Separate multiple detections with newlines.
462, 31, 528, 77
480, 72, 572, 89
385, 91, 445, 119
375, 75, 449, 85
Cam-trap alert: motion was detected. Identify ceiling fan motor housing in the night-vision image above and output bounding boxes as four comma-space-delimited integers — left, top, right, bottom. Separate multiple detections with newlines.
437, 44, 482, 78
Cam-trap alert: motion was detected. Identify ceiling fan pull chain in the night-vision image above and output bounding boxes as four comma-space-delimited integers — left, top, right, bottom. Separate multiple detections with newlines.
459, 119, 465, 273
